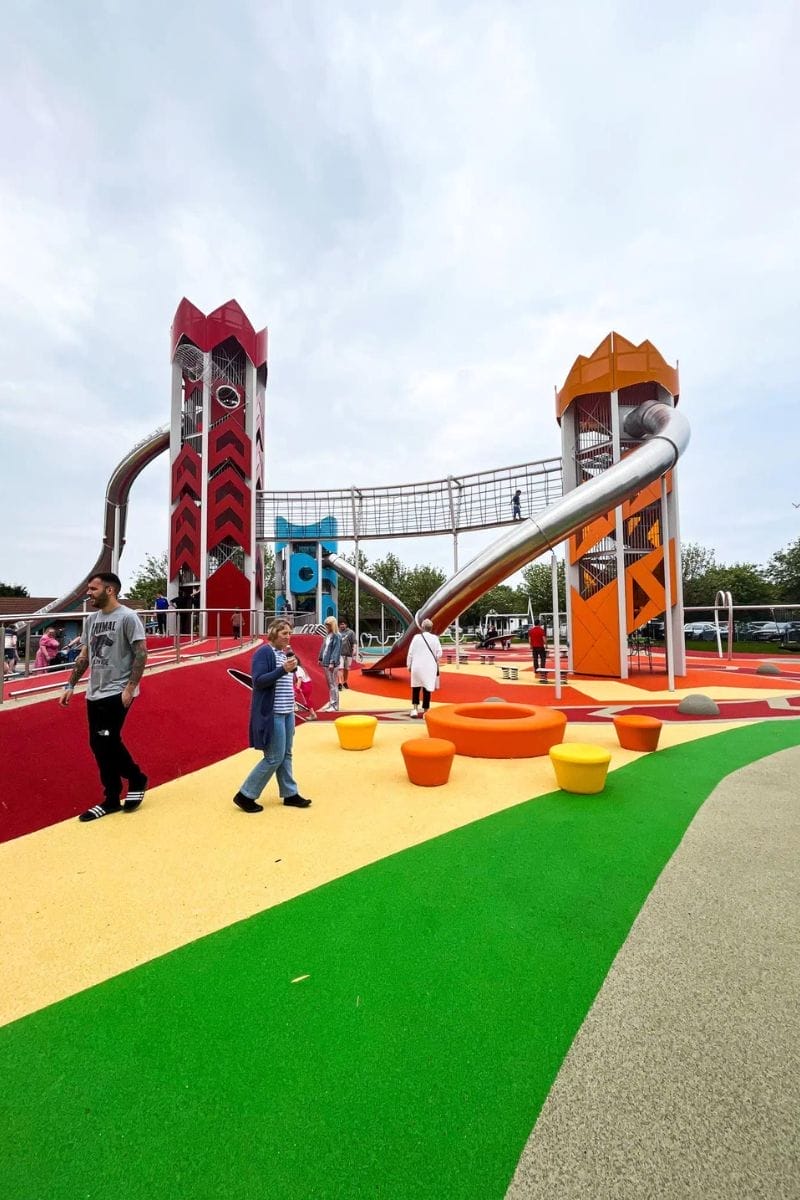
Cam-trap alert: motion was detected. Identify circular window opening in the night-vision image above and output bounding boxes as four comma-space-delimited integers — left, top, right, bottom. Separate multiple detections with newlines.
298, 566, 314, 583
217, 385, 241, 410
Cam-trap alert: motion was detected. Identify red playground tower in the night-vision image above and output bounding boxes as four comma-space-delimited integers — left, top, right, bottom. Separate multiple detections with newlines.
168, 299, 267, 636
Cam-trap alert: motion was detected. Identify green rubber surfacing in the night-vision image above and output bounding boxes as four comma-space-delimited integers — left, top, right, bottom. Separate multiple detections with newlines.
1, 721, 797, 1199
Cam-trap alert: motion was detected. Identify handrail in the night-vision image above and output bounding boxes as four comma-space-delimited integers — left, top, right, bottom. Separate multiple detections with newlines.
0, 609, 261, 704
714, 590, 734, 661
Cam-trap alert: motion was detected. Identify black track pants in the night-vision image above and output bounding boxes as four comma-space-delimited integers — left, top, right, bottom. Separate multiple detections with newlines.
87, 693, 145, 806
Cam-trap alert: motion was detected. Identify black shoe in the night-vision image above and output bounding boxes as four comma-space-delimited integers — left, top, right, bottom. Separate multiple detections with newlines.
233, 792, 263, 813
338, 684, 343, 691
124, 777, 148, 812
343, 683, 349, 689
283, 794, 312, 808
79, 803, 122, 822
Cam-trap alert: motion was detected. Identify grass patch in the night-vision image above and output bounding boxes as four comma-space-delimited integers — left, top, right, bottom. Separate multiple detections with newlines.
1, 720, 797, 1199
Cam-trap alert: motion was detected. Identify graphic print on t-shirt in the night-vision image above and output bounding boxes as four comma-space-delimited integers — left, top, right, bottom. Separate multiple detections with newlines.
90, 624, 117, 667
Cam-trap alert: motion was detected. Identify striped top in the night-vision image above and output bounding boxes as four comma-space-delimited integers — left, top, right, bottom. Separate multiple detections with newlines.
273, 650, 296, 714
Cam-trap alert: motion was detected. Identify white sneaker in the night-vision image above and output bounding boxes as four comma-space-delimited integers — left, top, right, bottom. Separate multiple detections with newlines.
409, 708, 419, 718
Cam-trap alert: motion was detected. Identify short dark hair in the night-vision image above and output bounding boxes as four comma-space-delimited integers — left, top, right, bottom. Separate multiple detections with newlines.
92, 572, 122, 595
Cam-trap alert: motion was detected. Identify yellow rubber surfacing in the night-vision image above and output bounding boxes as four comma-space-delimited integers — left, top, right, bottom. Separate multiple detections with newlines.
0, 716, 756, 1028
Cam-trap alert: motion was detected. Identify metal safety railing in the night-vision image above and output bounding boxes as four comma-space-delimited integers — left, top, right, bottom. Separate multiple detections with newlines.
0, 608, 262, 705
257, 457, 564, 542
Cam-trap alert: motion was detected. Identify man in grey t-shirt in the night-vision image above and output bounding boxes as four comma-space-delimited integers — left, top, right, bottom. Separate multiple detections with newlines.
59, 572, 148, 822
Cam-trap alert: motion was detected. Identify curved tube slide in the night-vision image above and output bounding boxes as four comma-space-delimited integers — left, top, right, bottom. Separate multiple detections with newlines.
323, 553, 413, 627
33, 426, 170, 619
348, 400, 689, 673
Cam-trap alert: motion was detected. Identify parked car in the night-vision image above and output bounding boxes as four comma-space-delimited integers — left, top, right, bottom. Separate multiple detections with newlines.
751, 621, 792, 642
683, 621, 718, 641
737, 620, 771, 640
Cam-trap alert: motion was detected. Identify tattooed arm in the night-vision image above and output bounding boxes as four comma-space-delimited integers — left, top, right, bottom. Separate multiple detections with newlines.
121, 639, 148, 708
58, 646, 89, 707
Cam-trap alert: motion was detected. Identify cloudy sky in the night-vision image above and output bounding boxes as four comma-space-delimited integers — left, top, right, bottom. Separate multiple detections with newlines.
1, 0, 798, 601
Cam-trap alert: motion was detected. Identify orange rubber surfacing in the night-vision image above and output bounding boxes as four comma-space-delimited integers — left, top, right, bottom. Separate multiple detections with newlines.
424, 702, 567, 758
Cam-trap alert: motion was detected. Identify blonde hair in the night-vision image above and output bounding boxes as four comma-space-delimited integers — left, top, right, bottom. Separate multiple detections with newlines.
324, 616, 338, 633
420, 619, 434, 632
267, 619, 292, 643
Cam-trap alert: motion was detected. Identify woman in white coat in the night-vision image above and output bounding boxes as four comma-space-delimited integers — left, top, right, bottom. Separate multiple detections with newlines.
406, 618, 442, 718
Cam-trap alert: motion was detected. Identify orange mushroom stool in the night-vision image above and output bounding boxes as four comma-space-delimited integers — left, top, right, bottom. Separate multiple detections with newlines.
612, 714, 663, 752
424, 702, 566, 759
401, 738, 456, 787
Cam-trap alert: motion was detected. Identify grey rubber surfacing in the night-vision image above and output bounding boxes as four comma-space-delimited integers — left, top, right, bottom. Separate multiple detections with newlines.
506, 745, 800, 1200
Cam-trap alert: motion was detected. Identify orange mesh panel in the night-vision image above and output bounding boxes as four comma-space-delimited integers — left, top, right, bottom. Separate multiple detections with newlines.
625, 546, 666, 632
570, 583, 621, 676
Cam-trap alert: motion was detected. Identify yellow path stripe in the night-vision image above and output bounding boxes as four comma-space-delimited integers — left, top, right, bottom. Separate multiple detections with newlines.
0, 718, 754, 1027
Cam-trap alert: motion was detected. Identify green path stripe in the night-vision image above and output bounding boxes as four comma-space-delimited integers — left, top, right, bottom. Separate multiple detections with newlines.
1, 721, 797, 1200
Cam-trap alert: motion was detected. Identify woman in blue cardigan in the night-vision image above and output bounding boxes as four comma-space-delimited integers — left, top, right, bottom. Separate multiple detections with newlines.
232, 619, 312, 813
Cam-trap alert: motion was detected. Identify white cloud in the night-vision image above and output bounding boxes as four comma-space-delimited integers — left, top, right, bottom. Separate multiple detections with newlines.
1, 0, 799, 601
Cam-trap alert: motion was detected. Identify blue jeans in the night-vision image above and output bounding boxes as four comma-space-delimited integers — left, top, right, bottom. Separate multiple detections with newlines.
323, 664, 339, 709
239, 712, 298, 800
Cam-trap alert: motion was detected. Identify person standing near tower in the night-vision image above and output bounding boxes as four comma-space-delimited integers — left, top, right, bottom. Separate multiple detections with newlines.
59, 572, 149, 822
512, 488, 522, 520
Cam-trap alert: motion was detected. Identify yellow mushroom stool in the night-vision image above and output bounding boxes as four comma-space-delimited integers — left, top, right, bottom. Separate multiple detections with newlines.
549, 743, 612, 795
334, 714, 379, 751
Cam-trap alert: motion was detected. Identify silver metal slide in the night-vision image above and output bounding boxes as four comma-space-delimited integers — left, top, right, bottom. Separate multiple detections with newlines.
322, 553, 414, 627
329, 400, 690, 673
33, 425, 170, 619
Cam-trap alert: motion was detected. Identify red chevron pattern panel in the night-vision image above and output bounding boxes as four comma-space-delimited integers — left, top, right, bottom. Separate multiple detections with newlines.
170, 494, 201, 576
171, 444, 202, 502
208, 416, 251, 477
207, 464, 251, 551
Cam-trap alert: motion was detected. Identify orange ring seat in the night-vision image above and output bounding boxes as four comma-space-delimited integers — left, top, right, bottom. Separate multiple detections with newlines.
401, 737, 456, 786
424, 702, 566, 759
612, 714, 662, 752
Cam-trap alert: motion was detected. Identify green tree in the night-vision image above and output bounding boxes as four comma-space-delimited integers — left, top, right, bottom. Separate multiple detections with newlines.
703, 563, 772, 606
333, 550, 380, 623
461, 583, 528, 628
127, 552, 168, 606
767, 536, 800, 603
680, 542, 717, 607
400, 564, 447, 616
0, 582, 29, 597
262, 547, 276, 613
370, 553, 408, 601
520, 560, 566, 617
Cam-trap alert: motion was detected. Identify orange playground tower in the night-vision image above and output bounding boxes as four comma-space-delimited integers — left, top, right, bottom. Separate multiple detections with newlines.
557, 332, 685, 678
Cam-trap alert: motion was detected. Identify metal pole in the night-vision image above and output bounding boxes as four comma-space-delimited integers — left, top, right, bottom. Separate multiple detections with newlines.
354, 538, 360, 642
316, 541, 323, 623
453, 531, 460, 664
448, 476, 461, 667
714, 589, 734, 661
351, 486, 361, 650
610, 388, 628, 679
551, 552, 562, 701
216, 611, 220, 656
660, 475, 675, 691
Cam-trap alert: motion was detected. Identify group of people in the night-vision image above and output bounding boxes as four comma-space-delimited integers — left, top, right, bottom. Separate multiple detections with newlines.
56, 580, 366, 823
59, 576, 546, 825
